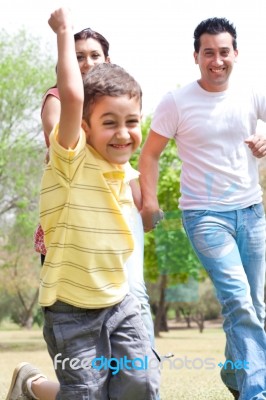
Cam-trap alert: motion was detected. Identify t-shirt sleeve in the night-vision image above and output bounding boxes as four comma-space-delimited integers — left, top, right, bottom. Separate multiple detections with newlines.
41, 88, 60, 117
123, 161, 140, 183
252, 86, 266, 122
41, 88, 60, 148
151, 91, 179, 139
48, 124, 86, 184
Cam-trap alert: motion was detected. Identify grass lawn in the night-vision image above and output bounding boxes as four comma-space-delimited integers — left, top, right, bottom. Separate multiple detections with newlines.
0, 323, 234, 399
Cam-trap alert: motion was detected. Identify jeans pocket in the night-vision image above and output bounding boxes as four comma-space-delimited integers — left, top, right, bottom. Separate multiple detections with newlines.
182, 210, 209, 222
251, 203, 265, 218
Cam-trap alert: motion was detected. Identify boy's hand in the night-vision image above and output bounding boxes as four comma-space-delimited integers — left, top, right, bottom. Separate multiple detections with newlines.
48, 7, 73, 34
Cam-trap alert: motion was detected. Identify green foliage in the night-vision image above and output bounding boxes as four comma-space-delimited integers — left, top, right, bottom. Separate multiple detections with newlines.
0, 29, 55, 135
197, 283, 221, 320
155, 211, 201, 279
33, 307, 44, 327
167, 279, 221, 321
165, 278, 199, 303
0, 213, 41, 327
0, 28, 55, 219
130, 115, 152, 169
0, 29, 55, 326
135, 115, 204, 284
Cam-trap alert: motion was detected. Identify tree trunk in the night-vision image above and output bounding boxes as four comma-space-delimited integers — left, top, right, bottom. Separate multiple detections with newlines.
19, 288, 39, 329
184, 315, 192, 328
192, 311, 205, 333
160, 305, 169, 332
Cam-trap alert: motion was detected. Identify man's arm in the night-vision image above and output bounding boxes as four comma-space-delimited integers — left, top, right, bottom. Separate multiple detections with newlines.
138, 129, 169, 231
48, 8, 83, 149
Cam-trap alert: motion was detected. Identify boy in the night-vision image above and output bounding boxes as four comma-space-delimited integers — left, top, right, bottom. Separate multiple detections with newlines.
6, 7, 159, 400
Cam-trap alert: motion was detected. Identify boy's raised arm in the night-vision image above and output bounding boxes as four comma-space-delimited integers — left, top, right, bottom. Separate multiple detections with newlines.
48, 8, 84, 149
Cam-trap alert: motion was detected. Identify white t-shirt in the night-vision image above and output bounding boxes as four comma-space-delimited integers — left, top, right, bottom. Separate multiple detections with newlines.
151, 80, 266, 210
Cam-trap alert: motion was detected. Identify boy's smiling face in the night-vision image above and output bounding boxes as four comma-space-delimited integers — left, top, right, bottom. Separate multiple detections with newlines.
83, 95, 142, 164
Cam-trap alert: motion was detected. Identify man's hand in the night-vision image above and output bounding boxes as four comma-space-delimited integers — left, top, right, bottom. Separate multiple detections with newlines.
141, 208, 164, 232
245, 134, 266, 158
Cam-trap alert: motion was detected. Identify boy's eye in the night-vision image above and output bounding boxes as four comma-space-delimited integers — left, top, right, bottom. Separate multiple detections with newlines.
103, 121, 115, 126
127, 119, 140, 126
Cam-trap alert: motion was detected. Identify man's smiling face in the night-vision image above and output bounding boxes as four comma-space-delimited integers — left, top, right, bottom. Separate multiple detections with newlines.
194, 32, 238, 92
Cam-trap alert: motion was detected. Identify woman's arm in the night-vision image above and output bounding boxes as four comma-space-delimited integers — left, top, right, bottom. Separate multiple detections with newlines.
41, 95, 61, 147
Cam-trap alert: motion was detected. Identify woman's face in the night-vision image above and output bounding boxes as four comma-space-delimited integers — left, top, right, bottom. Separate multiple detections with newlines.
75, 38, 110, 77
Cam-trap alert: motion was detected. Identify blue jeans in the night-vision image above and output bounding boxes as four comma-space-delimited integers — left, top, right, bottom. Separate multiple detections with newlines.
182, 204, 266, 400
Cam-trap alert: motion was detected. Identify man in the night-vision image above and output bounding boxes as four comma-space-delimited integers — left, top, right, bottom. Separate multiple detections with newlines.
139, 17, 266, 400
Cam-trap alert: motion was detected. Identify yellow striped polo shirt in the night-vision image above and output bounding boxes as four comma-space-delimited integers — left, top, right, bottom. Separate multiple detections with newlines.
39, 125, 138, 308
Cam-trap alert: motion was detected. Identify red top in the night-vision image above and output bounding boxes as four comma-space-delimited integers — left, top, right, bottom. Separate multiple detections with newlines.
34, 87, 60, 255
41, 87, 60, 147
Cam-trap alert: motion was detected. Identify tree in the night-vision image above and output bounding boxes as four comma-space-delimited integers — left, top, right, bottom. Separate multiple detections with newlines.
0, 29, 55, 326
166, 280, 221, 333
0, 230, 41, 328
0, 28, 55, 218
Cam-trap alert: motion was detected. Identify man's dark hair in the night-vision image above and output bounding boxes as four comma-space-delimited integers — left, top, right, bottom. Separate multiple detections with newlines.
194, 17, 237, 53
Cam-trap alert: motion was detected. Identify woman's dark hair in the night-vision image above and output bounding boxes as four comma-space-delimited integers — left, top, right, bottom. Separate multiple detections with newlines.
74, 28, 109, 58
194, 17, 237, 53
47, 28, 110, 91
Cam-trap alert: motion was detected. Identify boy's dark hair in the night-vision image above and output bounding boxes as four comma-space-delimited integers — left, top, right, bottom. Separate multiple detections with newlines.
74, 28, 109, 58
82, 63, 142, 123
194, 17, 237, 53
